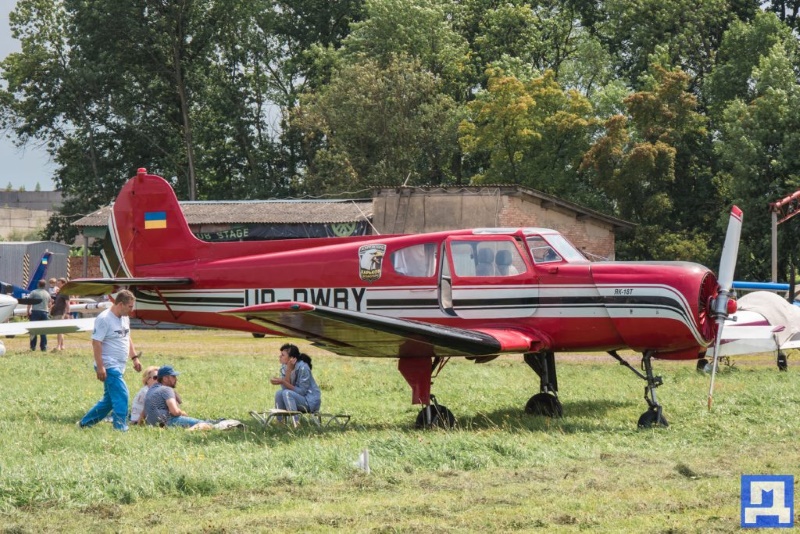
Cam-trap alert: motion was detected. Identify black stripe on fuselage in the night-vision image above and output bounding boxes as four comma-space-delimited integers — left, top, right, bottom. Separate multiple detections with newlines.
133, 289, 244, 307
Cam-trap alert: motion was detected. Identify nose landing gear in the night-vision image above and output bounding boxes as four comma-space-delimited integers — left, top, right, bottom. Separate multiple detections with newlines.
608, 350, 669, 428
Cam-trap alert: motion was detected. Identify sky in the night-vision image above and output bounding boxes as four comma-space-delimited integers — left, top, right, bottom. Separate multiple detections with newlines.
0, 0, 56, 192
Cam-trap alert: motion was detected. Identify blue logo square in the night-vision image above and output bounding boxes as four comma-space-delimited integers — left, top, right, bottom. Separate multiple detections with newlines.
741, 475, 794, 528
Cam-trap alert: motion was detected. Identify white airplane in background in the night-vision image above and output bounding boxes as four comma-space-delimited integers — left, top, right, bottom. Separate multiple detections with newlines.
0, 294, 109, 355
11, 298, 111, 319
706, 291, 800, 370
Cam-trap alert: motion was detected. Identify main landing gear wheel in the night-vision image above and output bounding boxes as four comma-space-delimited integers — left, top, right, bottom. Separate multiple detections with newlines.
525, 392, 563, 418
777, 351, 788, 372
523, 351, 562, 417
638, 407, 668, 428
696, 358, 708, 372
415, 403, 456, 429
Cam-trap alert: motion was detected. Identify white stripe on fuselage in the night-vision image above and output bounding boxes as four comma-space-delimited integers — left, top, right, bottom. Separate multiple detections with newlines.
132, 283, 703, 341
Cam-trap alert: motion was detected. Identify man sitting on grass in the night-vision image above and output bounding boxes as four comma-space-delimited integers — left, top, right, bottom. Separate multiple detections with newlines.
144, 365, 209, 428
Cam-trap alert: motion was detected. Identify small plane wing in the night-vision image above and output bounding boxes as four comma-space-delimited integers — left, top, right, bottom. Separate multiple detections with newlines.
62, 277, 193, 296
221, 302, 544, 358
0, 317, 96, 337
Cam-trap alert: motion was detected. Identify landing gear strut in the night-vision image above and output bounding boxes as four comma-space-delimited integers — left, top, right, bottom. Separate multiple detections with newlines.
523, 351, 563, 417
608, 350, 668, 428
399, 356, 457, 429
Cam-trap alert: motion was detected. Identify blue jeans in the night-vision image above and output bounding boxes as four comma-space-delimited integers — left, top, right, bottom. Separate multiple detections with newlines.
79, 368, 130, 431
29, 310, 49, 350
275, 389, 320, 413
167, 416, 206, 428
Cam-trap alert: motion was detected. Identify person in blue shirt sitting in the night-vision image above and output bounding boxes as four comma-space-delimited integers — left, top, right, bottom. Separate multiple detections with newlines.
270, 343, 322, 422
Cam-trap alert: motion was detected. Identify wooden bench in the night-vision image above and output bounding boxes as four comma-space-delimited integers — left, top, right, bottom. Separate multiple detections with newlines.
249, 409, 350, 429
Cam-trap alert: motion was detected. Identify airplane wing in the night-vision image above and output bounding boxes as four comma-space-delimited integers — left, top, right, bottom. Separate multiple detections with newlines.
62, 277, 193, 296
0, 317, 96, 337
221, 302, 545, 358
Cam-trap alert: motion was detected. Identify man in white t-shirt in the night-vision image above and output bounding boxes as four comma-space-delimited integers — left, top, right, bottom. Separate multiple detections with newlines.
77, 290, 142, 431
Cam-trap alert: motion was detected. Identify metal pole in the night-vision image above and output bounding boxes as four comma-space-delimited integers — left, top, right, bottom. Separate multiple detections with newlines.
82, 234, 89, 278
772, 211, 778, 283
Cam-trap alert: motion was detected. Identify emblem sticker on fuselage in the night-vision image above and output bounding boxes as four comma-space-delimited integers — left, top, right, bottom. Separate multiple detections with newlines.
359, 244, 386, 282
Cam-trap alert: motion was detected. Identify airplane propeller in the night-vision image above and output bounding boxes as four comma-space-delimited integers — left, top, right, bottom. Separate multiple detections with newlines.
707, 206, 743, 411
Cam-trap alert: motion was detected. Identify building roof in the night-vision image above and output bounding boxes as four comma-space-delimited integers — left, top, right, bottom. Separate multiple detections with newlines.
73, 199, 374, 228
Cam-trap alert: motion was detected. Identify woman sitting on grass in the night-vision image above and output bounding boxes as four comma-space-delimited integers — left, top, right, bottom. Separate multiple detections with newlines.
130, 365, 159, 425
270, 343, 321, 418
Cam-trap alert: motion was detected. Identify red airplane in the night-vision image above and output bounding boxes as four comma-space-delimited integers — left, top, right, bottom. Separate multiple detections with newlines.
65, 169, 743, 428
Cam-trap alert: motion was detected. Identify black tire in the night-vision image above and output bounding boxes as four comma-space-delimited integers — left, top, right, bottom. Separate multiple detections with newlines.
414, 404, 456, 429
637, 409, 668, 428
251, 333, 266, 338
696, 358, 708, 372
524, 392, 563, 418
777, 351, 788, 372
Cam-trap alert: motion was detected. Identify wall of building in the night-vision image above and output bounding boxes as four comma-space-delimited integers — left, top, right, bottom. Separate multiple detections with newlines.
0, 207, 54, 239
0, 191, 63, 239
498, 196, 615, 260
69, 256, 102, 280
373, 189, 617, 260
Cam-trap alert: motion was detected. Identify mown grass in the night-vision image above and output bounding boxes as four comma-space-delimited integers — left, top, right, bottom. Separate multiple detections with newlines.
1, 329, 799, 532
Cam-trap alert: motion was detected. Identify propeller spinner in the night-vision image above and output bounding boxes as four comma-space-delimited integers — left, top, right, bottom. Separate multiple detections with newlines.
707, 205, 743, 410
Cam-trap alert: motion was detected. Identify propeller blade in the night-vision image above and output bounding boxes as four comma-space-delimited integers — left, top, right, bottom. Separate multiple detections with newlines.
708, 205, 743, 411
716, 205, 743, 295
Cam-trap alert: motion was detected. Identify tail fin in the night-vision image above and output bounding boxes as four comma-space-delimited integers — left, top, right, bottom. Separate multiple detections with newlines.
106, 168, 201, 276
21, 251, 52, 294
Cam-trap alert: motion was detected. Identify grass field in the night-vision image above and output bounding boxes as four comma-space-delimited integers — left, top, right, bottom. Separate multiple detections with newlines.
0, 328, 798, 532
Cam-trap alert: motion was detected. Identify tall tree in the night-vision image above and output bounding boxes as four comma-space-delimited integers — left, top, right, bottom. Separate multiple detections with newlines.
596, 0, 757, 90
705, 11, 797, 119
715, 42, 800, 280
294, 56, 460, 194
458, 68, 599, 206
582, 66, 715, 262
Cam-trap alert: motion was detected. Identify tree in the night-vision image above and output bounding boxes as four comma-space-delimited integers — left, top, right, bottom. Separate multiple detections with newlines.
705, 11, 796, 119
458, 68, 599, 206
715, 42, 800, 280
294, 56, 460, 194
763, 0, 800, 31
2, 0, 320, 243
595, 0, 756, 90
340, 0, 471, 99
582, 66, 716, 262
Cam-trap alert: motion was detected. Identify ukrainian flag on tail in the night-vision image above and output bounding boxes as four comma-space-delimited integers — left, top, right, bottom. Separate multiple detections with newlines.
144, 211, 167, 229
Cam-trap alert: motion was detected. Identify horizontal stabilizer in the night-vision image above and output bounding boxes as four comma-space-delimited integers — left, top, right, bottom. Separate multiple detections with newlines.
222, 302, 544, 358
62, 277, 193, 296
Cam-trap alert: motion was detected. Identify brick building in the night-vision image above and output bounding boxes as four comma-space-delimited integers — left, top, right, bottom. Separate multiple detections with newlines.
373, 186, 632, 260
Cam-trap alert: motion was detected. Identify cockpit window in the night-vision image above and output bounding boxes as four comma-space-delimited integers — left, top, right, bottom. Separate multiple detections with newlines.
527, 235, 588, 264
528, 236, 561, 263
450, 240, 527, 277
391, 243, 437, 277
